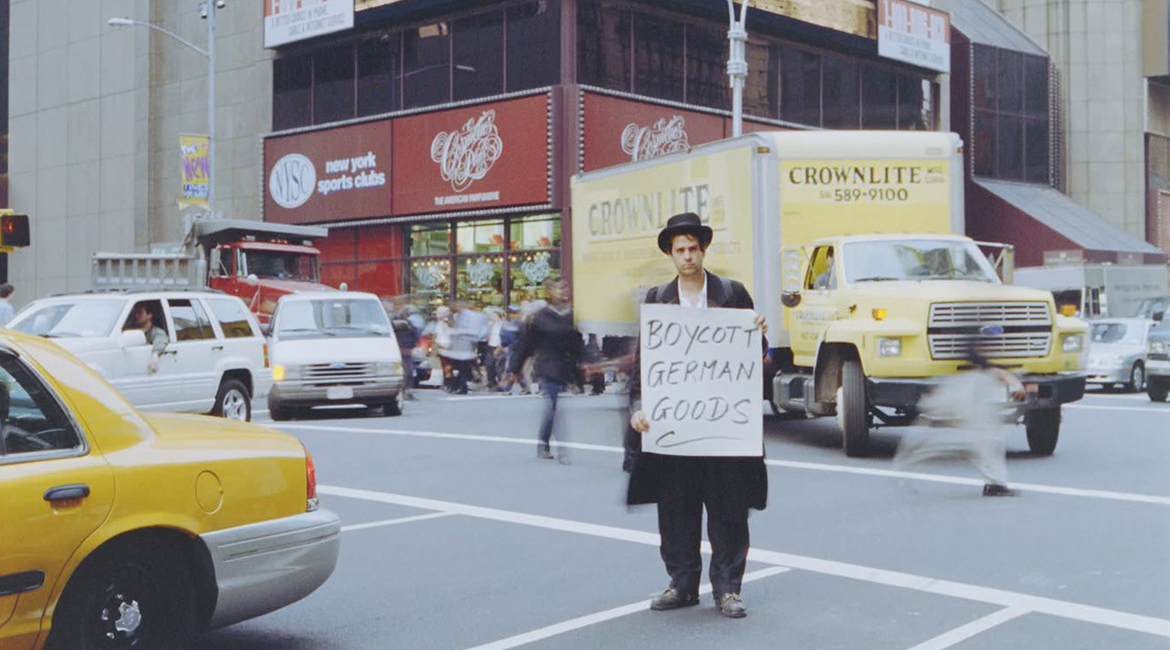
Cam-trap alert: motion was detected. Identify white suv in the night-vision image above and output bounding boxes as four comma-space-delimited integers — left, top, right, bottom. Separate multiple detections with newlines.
9, 291, 272, 421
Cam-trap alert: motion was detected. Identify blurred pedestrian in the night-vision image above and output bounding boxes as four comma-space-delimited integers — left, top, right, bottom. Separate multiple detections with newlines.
628, 212, 769, 619
0, 284, 14, 326
894, 350, 1025, 497
509, 278, 583, 463
390, 301, 421, 400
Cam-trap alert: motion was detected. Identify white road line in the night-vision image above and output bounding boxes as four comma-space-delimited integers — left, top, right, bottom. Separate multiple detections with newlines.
319, 485, 1170, 639
285, 424, 1170, 506
1066, 404, 1169, 413
340, 511, 454, 532
461, 567, 790, 650
901, 607, 1029, 650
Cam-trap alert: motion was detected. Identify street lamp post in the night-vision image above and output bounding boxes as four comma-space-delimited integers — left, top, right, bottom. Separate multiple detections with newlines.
108, 1, 223, 218
726, 0, 748, 137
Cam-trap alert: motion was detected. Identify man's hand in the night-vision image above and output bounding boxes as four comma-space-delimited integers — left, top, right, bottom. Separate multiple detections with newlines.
630, 409, 650, 433
148, 356, 159, 374
754, 312, 768, 336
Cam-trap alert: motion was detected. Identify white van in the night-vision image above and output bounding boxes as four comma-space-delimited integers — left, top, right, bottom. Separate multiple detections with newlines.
9, 291, 271, 420
266, 291, 406, 420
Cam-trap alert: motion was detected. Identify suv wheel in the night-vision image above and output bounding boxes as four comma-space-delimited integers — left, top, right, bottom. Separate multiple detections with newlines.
213, 378, 251, 421
1148, 378, 1170, 402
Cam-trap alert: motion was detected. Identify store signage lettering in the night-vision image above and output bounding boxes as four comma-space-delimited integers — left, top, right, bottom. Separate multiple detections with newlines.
877, 0, 950, 73
786, 165, 927, 185
269, 153, 317, 209
587, 184, 711, 240
621, 116, 691, 161
265, 0, 354, 49
317, 151, 387, 196
430, 109, 504, 198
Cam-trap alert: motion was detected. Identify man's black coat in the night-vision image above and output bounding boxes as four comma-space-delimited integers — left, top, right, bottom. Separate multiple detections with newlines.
626, 270, 769, 513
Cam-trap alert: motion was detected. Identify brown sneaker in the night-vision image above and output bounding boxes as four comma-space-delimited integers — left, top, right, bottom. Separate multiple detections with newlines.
716, 593, 747, 618
649, 588, 699, 611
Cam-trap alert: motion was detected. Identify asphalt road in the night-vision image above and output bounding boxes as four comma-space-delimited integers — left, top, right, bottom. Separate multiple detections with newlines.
193, 386, 1170, 650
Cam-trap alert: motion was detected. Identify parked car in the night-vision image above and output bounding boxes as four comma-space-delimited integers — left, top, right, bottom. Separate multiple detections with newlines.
1146, 314, 1170, 402
0, 329, 340, 649
267, 291, 406, 420
1084, 318, 1155, 391
8, 291, 272, 421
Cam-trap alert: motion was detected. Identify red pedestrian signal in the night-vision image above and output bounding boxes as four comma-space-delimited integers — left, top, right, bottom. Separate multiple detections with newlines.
0, 213, 30, 248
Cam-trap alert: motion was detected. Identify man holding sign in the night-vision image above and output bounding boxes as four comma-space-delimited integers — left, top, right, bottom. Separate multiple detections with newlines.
628, 212, 768, 619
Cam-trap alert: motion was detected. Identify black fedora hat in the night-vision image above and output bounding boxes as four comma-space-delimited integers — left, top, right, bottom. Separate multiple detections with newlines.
657, 212, 713, 253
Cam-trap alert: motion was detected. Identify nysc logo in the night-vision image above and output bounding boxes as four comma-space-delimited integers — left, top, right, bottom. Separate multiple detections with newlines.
269, 153, 317, 209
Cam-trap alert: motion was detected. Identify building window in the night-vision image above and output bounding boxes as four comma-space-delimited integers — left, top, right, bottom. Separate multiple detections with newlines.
578, 0, 632, 92
403, 23, 451, 109
273, 53, 312, 130
633, 12, 684, 102
861, 67, 897, 128
781, 46, 821, 127
743, 41, 778, 119
685, 23, 728, 110
453, 11, 504, 101
972, 44, 1050, 183
314, 45, 356, 124
821, 55, 859, 128
357, 33, 400, 117
507, 1, 561, 92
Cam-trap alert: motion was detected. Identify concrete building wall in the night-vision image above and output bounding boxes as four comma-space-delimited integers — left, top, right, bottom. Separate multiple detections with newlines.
984, 0, 1149, 241
6, 0, 270, 308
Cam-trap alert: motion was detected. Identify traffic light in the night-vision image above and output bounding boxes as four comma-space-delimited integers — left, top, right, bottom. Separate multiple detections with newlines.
0, 212, 30, 248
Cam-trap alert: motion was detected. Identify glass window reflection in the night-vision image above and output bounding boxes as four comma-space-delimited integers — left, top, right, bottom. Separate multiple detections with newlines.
456, 220, 505, 254
510, 215, 561, 249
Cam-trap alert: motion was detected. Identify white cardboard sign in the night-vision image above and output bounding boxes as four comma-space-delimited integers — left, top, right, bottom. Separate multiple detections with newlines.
639, 304, 763, 457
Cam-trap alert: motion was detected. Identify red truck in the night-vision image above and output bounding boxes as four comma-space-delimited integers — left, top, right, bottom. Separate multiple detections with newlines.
92, 219, 334, 324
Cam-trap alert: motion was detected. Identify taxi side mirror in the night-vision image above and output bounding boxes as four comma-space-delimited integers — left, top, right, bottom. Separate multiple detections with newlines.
119, 329, 147, 348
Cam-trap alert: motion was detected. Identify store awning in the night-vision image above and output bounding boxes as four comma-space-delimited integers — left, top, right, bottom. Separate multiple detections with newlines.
932, 0, 1045, 55
974, 178, 1165, 264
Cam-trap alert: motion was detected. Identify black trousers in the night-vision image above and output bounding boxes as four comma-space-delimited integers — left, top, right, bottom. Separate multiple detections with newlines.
656, 465, 750, 600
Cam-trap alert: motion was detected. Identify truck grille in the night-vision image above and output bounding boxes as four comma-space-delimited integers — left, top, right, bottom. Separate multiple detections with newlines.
304, 362, 374, 385
929, 302, 1051, 326
927, 302, 1052, 360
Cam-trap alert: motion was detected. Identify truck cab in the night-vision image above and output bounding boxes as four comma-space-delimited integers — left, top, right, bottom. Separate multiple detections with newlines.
776, 233, 1088, 457
208, 237, 329, 323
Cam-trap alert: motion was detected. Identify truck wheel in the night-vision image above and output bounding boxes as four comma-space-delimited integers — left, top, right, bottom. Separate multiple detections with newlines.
212, 378, 251, 421
1129, 362, 1146, 393
838, 359, 870, 457
1148, 379, 1170, 402
1024, 407, 1061, 456
44, 537, 196, 650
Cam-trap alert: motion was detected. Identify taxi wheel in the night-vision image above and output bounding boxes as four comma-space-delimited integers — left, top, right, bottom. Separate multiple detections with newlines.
46, 538, 195, 650
213, 379, 252, 422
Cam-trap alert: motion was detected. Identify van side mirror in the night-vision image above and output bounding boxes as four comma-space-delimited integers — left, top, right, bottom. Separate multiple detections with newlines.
1155, 311, 1165, 323
119, 329, 147, 348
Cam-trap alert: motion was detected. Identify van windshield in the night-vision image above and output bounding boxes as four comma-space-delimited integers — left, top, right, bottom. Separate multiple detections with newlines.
274, 298, 391, 339
10, 299, 125, 338
842, 240, 999, 283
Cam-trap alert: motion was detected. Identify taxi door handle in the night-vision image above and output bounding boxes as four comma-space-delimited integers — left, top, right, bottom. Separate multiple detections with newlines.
44, 484, 90, 502
0, 570, 44, 596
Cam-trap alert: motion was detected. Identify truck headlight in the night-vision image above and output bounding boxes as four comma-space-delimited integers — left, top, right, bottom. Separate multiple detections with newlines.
877, 337, 902, 357
273, 364, 301, 382
1152, 341, 1167, 355
375, 362, 403, 377
1061, 334, 1084, 353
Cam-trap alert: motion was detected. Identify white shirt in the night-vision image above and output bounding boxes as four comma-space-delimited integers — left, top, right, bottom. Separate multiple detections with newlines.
677, 275, 708, 309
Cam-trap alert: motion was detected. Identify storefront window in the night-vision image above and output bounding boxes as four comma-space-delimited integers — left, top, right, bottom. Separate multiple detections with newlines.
507, 1, 560, 91
453, 11, 504, 101
509, 251, 561, 305
403, 23, 451, 109
821, 55, 858, 128
862, 67, 898, 129
314, 45, 356, 124
410, 258, 452, 310
509, 214, 561, 249
411, 224, 452, 256
457, 256, 505, 307
273, 53, 312, 130
357, 34, 400, 117
456, 220, 505, 254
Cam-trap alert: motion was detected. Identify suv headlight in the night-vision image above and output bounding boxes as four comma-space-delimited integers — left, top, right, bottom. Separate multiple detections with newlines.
877, 337, 902, 357
1152, 341, 1167, 355
1061, 334, 1084, 353
375, 361, 403, 377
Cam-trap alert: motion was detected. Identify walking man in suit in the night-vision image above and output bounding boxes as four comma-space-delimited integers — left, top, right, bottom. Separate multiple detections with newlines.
628, 212, 769, 619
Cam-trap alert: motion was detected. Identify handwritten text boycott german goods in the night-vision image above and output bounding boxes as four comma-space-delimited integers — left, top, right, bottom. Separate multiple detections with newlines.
639, 304, 763, 457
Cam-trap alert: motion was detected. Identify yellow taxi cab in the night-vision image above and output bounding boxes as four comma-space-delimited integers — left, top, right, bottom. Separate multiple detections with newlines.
0, 330, 340, 650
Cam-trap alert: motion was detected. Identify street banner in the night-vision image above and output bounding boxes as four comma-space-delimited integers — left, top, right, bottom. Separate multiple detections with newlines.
179, 134, 209, 209
639, 304, 763, 457
265, 0, 354, 49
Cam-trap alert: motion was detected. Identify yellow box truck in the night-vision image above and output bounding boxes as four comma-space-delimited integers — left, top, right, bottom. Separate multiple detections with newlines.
571, 131, 1087, 457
